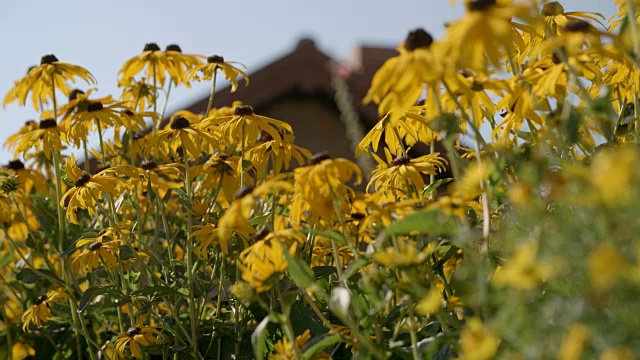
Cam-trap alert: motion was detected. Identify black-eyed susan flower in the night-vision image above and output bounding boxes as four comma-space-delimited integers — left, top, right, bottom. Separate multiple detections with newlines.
368, 150, 447, 198
60, 154, 126, 224
4, 54, 96, 111
164, 44, 204, 87
118, 77, 161, 111
363, 28, 445, 116
442, 0, 532, 72
118, 43, 175, 88
268, 330, 324, 360
10, 117, 67, 160
144, 114, 219, 160
245, 131, 312, 178
3, 120, 37, 151
189, 55, 249, 92
68, 100, 143, 147
113, 315, 164, 359
290, 152, 362, 225
238, 237, 295, 293
202, 105, 292, 151
192, 155, 245, 204
21, 289, 68, 332
4, 159, 48, 194
72, 228, 123, 273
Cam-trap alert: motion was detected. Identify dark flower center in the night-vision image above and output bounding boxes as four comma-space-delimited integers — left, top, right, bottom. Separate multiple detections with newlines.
310, 152, 331, 165
25, 120, 36, 127
140, 160, 158, 170
542, 1, 565, 16
552, 52, 563, 64
234, 185, 254, 200
166, 44, 182, 52
40, 54, 59, 65
404, 29, 434, 51
74, 173, 92, 188
98, 229, 108, 236
69, 89, 85, 101
35, 295, 48, 306
133, 131, 146, 140
170, 116, 191, 130
251, 228, 270, 242
207, 55, 225, 63
564, 19, 591, 33
88, 242, 103, 251
7, 160, 25, 170
127, 327, 142, 337
143, 43, 160, 52
467, 0, 496, 11
471, 81, 484, 92
351, 212, 366, 221
39, 118, 57, 129
259, 131, 274, 143
87, 101, 103, 112
234, 105, 254, 116
391, 155, 412, 166
122, 109, 135, 117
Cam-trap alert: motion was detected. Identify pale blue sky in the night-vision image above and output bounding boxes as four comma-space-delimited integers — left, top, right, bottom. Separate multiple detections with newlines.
0, 0, 617, 163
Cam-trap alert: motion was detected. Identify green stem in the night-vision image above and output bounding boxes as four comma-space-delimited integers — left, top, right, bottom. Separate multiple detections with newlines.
183, 155, 199, 355
96, 119, 107, 167
205, 70, 218, 117
160, 80, 174, 121
240, 122, 246, 186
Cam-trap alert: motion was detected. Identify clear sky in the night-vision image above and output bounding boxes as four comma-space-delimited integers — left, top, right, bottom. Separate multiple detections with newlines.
0, 0, 617, 163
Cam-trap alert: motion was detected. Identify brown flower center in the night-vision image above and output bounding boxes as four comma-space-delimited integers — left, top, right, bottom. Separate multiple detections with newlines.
467, 0, 496, 11
391, 155, 411, 167
143, 43, 160, 52
140, 160, 158, 170
234, 105, 254, 116
541, 1, 565, 16
170, 116, 191, 130
234, 185, 254, 200
87, 101, 103, 112
7, 160, 25, 170
69, 89, 85, 101
127, 327, 142, 337
351, 212, 366, 221
404, 28, 433, 51
251, 228, 270, 242
165, 44, 182, 52
207, 55, 225, 63
39, 118, 57, 129
564, 19, 591, 33
88, 242, 103, 251
40, 54, 59, 65
310, 152, 331, 165
35, 295, 48, 306
25, 120, 36, 127
258, 131, 274, 143
74, 173, 91, 188
98, 229, 108, 236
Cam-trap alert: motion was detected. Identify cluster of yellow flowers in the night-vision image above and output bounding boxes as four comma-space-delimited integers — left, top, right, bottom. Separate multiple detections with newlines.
3, 0, 640, 359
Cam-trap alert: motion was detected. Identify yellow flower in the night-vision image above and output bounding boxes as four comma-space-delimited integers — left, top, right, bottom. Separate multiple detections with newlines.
144, 114, 219, 160
368, 150, 447, 197
21, 289, 68, 332
4, 159, 48, 194
588, 243, 628, 292
10, 117, 67, 160
415, 287, 444, 316
4, 120, 38, 152
192, 155, 246, 205
374, 239, 434, 268
246, 131, 312, 178
113, 316, 164, 359
290, 152, 362, 225
269, 329, 329, 360
364, 28, 444, 116
443, 0, 531, 72
189, 55, 249, 92
457, 317, 500, 360
4, 54, 96, 110
163, 44, 205, 86
558, 323, 589, 360
60, 154, 126, 224
119, 43, 178, 88
202, 105, 292, 151
239, 237, 294, 292
600, 347, 634, 360
72, 228, 123, 273
67, 100, 142, 148
118, 77, 161, 111
492, 243, 554, 290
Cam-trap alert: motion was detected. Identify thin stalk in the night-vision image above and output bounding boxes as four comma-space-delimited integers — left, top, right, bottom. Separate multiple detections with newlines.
160, 80, 174, 121
276, 285, 302, 360
152, 62, 159, 135
406, 311, 420, 360
205, 70, 218, 116
82, 140, 91, 173
240, 122, 246, 186
183, 155, 199, 354
96, 119, 107, 166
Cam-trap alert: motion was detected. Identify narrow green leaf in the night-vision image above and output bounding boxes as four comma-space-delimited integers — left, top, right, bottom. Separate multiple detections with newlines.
312, 266, 336, 280
422, 178, 453, 198
16, 268, 62, 284
302, 334, 343, 359
252, 315, 270, 360
284, 249, 315, 289
79, 286, 122, 311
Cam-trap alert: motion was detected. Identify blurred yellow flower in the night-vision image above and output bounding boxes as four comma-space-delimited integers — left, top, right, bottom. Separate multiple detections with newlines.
457, 317, 500, 360
492, 243, 554, 290
558, 323, 589, 360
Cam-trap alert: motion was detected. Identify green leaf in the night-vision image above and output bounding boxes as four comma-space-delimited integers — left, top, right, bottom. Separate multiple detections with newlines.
284, 249, 315, 289
565, 108, 581, 146
252, 315, 270, 360
341, 258, 368, 282
119, 245, 137, 260
383, 210, 457, 237
433, 245, 461, 269
422, 178, 453, 198
302, 334, 343, 360
0, 252, 12, 267
131, 285, 189, 299
306, 229, 346, 246
174, 187, 191, 208
16, 268, 62, 284
312, 266, 336, 280
290, 301, 325, 337
79, 286, 122, 311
